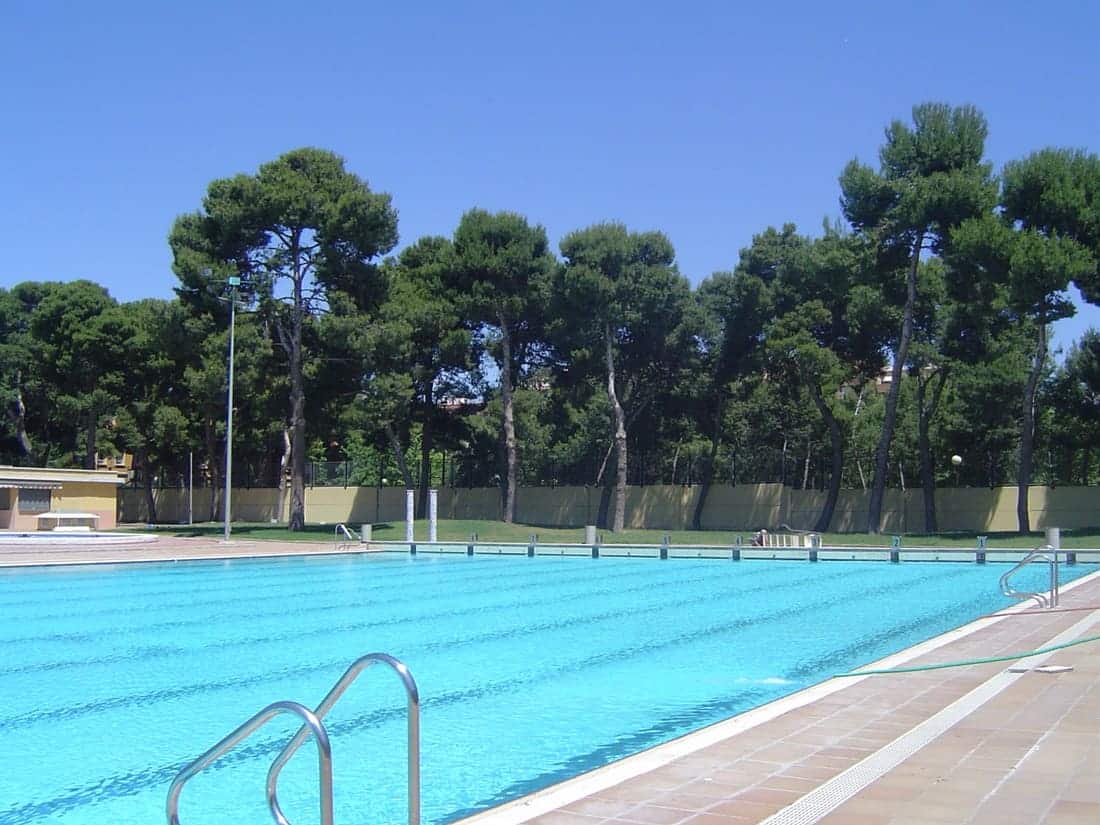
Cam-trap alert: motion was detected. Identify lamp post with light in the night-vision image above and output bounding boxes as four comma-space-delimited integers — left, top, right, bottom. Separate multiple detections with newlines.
223, 275, 241, 542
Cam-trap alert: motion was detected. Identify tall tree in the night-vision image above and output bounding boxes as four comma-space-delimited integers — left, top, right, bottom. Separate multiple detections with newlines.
685, 225, 808, 525
170, 148, 398, 529
110, 299, 191, 522
840, 102, 996, 532
558, 223, 693, 531
367, 237, 476, 514
768, 227, 890, 530
1046, 330, 1100, 483
950, 148, 1099, 531
451, 209, 554, 523
690, 270, 770, 528
907, 259, 955, 532
29, 281, 124, 468
0, 285, 45, 462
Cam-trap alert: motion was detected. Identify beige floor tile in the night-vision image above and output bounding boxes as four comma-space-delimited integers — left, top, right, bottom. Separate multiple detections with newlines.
649, 791, 723, 813
677, 814, 752, 825
674, 779, 752, 801
1060, 778, 1100, 804
563, 798, 640, 819
774, 763, 841, 782
615, 805, 695, 825
704, 798, 782, 821
745, 741, 819, 764
756, 774, 819, 795
727, 787, 799, 807
527, 811, 605, 825
1044, 800, 1100, 824
815, 809, 891, 825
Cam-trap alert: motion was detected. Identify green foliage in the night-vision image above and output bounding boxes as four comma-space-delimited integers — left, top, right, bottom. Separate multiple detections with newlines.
840, 102, 999, 532
452, 208, 555, 339
169, 148, 398, 528
3, 127, 1099, 531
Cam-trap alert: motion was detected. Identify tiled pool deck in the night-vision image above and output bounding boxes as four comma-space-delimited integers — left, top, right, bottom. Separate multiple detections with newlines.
3, 536, 1097, 824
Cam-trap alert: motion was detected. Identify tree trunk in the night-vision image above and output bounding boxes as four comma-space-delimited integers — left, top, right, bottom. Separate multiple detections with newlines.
596, 465, 614, 529
1017, 322, 1046, 534
288, 351, 307, 530
85, 407, 97, 469
6, 381, 36, 462
274, 427, 291, 524
417, 387, 434, 517
385, 421, 415, 490
692, 404, 722, 530
604, 325, 627, 532
286, 238, 309, 531
916, 377, 936, 534
141, 448, 158, 524
205, 421, 220, 522
867, 234, 922, 532
917, 368, 949, 533
808, 382, 842, 533
499, 312, 518, 523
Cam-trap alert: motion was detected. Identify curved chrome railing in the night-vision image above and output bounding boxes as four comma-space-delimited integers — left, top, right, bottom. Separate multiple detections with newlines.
268, 652, 421, 825
334, 523, 358, 551
1000, 546, 1060, 609
166, 701, 332, 825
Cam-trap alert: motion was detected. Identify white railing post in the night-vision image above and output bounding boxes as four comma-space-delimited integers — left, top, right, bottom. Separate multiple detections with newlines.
428, 489, 438, 543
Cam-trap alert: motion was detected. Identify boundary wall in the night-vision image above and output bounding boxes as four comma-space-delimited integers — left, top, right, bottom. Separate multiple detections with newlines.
119, 483, 1100, 533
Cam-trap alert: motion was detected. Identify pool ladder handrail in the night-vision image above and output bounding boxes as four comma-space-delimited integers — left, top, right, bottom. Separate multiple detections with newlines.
267, 652, 421, 825
166, 701, 333, 825
334, 522, 358, 551
999, 545, 1060, 608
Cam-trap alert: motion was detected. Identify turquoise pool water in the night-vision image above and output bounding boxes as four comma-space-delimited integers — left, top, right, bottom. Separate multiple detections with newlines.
0, 554, 1086, 825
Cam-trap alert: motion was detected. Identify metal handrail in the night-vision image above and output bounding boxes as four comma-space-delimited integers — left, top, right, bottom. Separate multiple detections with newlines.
268, 652, 421, 825
334, 523, 358, 550
166, 701, 333, 825
999, 546, 1060, 608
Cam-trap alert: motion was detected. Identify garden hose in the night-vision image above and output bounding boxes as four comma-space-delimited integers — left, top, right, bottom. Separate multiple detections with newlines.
836, 632, 1100, 677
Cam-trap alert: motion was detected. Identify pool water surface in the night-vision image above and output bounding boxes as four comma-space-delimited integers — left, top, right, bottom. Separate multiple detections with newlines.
0, 553, 1085, 825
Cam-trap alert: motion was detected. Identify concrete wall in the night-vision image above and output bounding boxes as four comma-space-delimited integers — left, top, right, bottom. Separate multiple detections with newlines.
119, 483, 1100, 533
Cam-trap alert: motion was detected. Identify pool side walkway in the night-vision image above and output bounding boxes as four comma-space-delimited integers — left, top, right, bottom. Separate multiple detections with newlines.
461, 569, 1100, 825
0, 534, 374, 567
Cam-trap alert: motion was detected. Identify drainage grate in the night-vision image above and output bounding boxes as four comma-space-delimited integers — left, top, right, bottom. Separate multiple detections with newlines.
759, 609, 1099, 825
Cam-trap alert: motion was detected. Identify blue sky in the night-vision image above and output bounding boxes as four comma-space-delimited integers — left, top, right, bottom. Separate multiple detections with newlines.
3, 1, 1099, 353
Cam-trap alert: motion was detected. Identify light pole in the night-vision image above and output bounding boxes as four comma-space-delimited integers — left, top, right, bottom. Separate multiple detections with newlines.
223, 275, 241, 542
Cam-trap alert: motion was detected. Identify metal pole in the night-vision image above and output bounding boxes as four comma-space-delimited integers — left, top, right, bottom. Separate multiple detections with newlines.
188, 451, 193, 525
405, 489, 415, 543
223, 279, 238, 542
428, 489, 438, 542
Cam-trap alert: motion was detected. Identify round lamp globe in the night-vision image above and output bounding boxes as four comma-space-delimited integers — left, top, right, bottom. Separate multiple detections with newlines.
951, 454, 963, 466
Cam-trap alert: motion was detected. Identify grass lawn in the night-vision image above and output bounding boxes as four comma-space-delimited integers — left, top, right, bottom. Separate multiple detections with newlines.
128, 519, 1100, 549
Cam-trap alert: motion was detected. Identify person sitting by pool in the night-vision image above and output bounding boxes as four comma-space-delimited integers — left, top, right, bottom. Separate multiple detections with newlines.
751, 528, 768, 546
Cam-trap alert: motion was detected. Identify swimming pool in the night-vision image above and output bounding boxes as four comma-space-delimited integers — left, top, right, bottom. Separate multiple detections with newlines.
0, 553, 1087, 825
